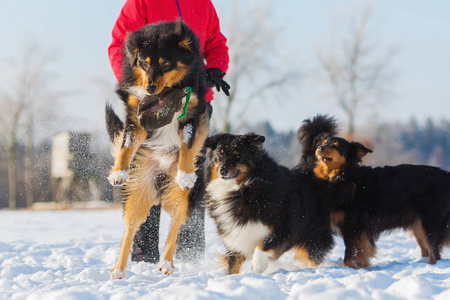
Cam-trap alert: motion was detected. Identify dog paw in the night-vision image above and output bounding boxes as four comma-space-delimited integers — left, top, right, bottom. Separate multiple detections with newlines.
251, 247, 271, 274
110, 268, 127, 280
108, 170, 130, 186
174, 170, 197, 190
157, 260, 174, 275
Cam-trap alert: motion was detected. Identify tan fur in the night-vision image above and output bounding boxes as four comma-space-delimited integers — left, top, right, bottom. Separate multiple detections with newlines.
331, 211, 345, 227
111, 95, 147, 173
314, 146, 346, 181
343, 233, 377, 268
110, 102, 210, 278
410, 218, 435, 262
235, 164, 249, 184
178, 101, 209, 174
293, 246, 317, 267
218, 252, 245, 275
154, 62, 189, 95
179, 38, 193, 52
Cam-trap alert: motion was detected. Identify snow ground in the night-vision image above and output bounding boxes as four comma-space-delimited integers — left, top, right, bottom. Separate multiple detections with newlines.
1, 208, 450, 300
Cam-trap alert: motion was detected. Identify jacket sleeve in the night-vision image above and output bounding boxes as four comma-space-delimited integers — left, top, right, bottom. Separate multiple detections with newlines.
204, 2, 229, 74
108, 0, 148, 82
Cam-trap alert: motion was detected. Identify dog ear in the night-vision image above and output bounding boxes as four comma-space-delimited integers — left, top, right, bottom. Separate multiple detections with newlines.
174, 19, 193, 52
349, 142, 373, 162
178, 38, 193, 52
204, 134, 224, 150
125, 33, 139, 67
243, 133, 265, 150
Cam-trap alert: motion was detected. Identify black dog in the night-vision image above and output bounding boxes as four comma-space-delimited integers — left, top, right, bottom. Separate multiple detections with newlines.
299, 115, 450, 268
203, 133, 334, 274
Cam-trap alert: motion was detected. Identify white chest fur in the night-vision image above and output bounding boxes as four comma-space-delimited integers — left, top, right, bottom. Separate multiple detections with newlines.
207, 178, 271, 257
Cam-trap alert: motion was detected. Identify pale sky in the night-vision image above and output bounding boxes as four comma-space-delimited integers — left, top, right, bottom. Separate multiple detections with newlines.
1, 0, 449, 133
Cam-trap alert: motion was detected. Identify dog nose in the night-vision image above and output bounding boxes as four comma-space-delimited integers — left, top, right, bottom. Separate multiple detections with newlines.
146, 85, 157, 94
220, 165, 229, 177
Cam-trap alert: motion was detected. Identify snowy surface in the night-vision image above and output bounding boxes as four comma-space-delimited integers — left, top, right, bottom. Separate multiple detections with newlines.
1, 209, 450, 300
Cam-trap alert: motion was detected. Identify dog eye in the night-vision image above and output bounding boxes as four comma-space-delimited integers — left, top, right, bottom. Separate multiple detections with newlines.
140, 60, 149, 68
161, 61, 171, 71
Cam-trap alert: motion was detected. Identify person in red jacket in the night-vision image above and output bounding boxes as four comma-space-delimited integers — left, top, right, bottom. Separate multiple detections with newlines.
108, 0, 230, 263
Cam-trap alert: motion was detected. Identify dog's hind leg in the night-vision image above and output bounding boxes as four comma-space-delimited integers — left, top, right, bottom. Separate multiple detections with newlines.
158, 186, 191, 275
410, 218, 432, 258
110, 155, 159, 280
110, 195, 153, 279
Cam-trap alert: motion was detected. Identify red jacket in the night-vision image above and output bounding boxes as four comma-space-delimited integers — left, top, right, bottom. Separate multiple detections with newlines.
108, 0, 229, 101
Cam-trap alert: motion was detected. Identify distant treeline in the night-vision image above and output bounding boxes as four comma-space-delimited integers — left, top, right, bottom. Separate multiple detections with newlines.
1, 118, 449, 208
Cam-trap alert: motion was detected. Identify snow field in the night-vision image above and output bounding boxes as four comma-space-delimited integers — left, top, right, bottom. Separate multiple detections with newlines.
0, 209, 450, 299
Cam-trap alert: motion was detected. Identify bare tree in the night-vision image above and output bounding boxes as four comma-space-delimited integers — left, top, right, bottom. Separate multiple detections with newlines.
0, 44, 57, 209
212, 0, 300, 132
316, 4, 397, 138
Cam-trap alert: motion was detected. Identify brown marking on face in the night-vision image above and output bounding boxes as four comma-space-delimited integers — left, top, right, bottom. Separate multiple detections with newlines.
293, 246, 317, 267
154, 62, 188, 94
343, 233, 377, 269
210, 162, 219, 181
314, 141, 346, 181
131, 65, 144, 89
235, 164, 249, 183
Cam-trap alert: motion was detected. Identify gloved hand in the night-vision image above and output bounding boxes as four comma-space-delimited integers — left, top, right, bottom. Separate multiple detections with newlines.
206, 68, 230, 96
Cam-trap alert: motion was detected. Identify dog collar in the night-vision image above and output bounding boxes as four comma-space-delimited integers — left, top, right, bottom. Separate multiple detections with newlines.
177, 86, 192, 120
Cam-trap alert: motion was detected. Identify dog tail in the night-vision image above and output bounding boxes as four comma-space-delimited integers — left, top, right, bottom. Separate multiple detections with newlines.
298, 114, 338, 154
105, 103, 124, 143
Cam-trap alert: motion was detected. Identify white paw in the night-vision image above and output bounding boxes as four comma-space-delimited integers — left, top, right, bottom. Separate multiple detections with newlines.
251, 247, 271, 274
110, 268, 127, 280
108, 170, 130, 186
174, 170, 197, 190
157, 260, 174, 275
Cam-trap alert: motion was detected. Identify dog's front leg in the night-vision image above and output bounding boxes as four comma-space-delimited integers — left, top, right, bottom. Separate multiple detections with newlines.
225, 251, 245, 275
175, 115, 209, 190
108, 122, 147, 186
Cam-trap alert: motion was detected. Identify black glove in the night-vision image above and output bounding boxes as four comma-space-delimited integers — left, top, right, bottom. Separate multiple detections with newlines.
206, 68, 230, 96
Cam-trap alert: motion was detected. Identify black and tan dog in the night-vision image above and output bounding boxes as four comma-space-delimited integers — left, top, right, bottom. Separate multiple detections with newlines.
202, 133, 334, 274
299, 115, 450, 269
106, 20, 210, 279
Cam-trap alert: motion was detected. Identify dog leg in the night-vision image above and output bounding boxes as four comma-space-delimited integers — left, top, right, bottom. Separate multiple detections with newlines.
110, 185, 153, 279
343, 232, 376, 269
293, 246, 317, 268
108, 96, 148, 186
175, 114, 209, 190
410, 219, 431, 258
225, 251, 245, 275
158, 187, 190, 275
251, 243, 274, 274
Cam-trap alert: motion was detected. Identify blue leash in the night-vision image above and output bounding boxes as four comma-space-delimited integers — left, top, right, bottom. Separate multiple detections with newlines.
175, 0, 183, 19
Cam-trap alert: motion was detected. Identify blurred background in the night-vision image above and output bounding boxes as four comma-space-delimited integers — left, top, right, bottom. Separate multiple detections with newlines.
0, 0, 449, 209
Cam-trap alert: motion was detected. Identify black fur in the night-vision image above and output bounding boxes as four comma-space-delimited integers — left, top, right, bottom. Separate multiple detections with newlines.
297, 114, 338, 172
105, 103, 123, 142
299, 114, 450, 268
203, 133, 333, 274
